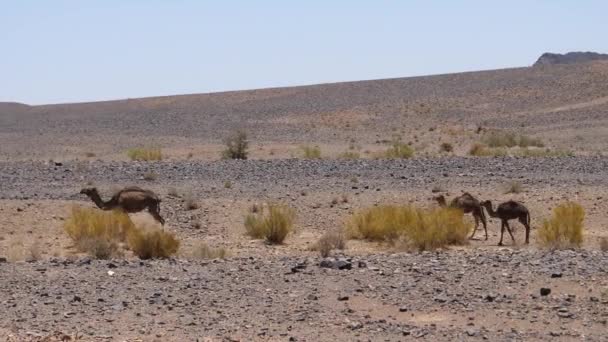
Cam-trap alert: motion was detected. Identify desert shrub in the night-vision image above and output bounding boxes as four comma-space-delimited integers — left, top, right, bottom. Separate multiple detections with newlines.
224, 180, 232, 189
64, 206, 179, 259
503, 181, 523, 194
167, 187, 179, 197
64, 207, 135, 254
515, 148, 574, 158
468, 143, 507, 157
183, 192, 200, 210
27, 242, 42, 261
84, 152, 96, 158
301, 145, 322, 159
383, 140, 414, 159
192, 242, 228, 259
127, 226, 180, 259
600, 237, 608, 252
127, 147, 162, 161
538, 202, 584, 249
338, 151, 360, 159
347, 205, 470, 251
482, 131, 544, 148
314, 230, 347, 257
244, 203, 295, 244
221, 130, 249, 160
439, 142, 454, 153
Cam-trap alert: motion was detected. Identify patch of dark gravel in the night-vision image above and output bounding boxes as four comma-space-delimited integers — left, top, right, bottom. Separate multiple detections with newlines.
1, 156, 607, 200
0, 249, 606, 341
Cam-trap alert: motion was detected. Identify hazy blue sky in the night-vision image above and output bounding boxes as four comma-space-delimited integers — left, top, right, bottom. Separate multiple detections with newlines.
1, 1, 605, 104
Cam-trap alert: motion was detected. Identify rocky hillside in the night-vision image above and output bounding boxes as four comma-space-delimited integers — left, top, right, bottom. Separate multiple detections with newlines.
534, 51, 608, 66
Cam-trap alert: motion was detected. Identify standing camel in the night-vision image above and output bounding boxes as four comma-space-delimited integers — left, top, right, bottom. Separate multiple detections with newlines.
480, 200, 530, 245
434, 193, 488, 240
80, 186, 165, 225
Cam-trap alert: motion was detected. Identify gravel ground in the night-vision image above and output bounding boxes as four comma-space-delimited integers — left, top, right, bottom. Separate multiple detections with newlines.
1, 250, 607, 341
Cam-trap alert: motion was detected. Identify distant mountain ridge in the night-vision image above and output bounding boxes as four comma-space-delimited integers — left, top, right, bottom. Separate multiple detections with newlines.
534, 51, 608, 67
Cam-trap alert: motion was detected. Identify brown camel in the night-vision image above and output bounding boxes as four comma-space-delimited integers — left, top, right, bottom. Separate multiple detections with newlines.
434, 193, 488, 240
80, 186, 165, 225
481, 200, 530, 246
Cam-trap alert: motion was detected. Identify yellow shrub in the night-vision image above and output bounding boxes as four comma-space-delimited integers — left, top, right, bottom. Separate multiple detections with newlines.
383, 141, 414, 159
538, 202, 584, 249
127, 147, 162, 161
64, 206, 134, 248
337, 151, 360, 159
468, 143, 507, 157
192, 242, 228, 259
244, 203, 295, 244
347, 205, 470, 251
64, 206, 179, 259
301, 145, 322, 159
127, 226, 180, 259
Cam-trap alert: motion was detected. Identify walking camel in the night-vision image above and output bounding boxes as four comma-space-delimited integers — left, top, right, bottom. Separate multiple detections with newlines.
434, 193, 488, 240
480, 200, 530, 245
80, 186, 165, 225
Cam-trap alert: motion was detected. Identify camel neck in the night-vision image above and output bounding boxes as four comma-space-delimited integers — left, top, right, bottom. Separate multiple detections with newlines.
88, 191, 108, 209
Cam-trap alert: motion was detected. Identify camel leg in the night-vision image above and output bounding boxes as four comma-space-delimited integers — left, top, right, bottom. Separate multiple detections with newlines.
481, 212, 488, 241
470, 215, 479, 239
498, 221, 505, 246
505, 221, 516, 244
519, 217, 530, 244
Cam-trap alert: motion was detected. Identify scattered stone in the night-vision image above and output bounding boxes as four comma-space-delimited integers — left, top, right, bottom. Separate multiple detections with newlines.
551, 272, 562, 278
338, 295, 349, 301
540, 288, 551, 296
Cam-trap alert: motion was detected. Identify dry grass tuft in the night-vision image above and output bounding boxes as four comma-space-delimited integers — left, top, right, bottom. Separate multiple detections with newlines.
224, 180, 233, 189
84, 152, 96, 158
314, 229, 347, 257
184, 192, 200, 210
127, 225, 180, 259
338, 151, 360, 159
468, 143, 507, 157
538, 202, 584, 249
64, 206, 179, 259
515, 148, 574, 158
244, 203, 295, 244
64, 206, 135, 252
482, 131, 544, 148
221, 130, 249, 160
503, 181, 523, 194
382, 140, 414, 159
143, 172, 158, 181
347, 205, 470, 251
439, 142, 453, 153
191, 242, 228, 259
301, 145, 322, 159
127, 147, 162, 161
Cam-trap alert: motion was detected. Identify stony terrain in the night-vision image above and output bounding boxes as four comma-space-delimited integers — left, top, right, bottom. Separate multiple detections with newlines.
1, 59, 608, 341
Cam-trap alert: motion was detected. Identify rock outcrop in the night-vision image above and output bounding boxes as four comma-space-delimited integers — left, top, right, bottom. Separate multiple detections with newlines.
534, 51, 608, 66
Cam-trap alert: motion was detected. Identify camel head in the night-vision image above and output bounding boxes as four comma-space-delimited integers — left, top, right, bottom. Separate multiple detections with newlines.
79, 187, 98, 196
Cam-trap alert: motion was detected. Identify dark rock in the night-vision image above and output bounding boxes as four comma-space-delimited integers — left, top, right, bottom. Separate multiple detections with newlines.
551, 272, 562, 278
0, 257, 7, 263
534, 51, 608, 67
399, 306, 408, 312
485, 293, 498, 302
540, 288, 551, 296
338, 295, 349, 301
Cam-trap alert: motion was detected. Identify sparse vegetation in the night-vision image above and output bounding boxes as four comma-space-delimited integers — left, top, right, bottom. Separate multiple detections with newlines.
347, 205, 470, 251
515, 148, 574, 158
64, 206, 179, 259
184, 192, 200, 210
439, 142, 454, 153
167, 187, 179, 197
84, 152, 96, 158
338, 151, 360, 159
314, 229, 347, 257
468, 143, 507, 157
221, 130, 249, 160
127, 225, 180, 259
244, 203, 295, 244
301, 145, 322, 159
382, 139, 414, 159
127, 147, 162, 161
191, 242, 228, 259
224, 180, 232, 189
503, 181, 523, 194
482, 131, 544, 148
64, 207, 134, 255
538, 202, 584, 249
